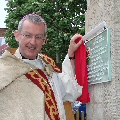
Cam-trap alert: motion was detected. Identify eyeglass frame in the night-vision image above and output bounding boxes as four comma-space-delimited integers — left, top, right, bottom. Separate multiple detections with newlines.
20, 32, 46, 40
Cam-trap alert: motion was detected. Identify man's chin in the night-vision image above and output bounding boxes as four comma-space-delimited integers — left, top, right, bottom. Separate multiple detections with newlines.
27, 53, 38, 60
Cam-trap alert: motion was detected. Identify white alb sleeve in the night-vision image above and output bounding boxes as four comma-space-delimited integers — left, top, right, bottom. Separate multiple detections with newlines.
58, 54, 83, 102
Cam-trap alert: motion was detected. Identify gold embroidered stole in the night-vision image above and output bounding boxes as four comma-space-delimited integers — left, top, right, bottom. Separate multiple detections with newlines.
41, 53, 75, 120
40, 53, 62, 73
25, 69, 60, 120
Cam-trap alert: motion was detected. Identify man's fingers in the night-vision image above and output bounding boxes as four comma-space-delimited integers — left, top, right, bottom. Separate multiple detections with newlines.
76, 39, 83, 48
71, 34, 82, 42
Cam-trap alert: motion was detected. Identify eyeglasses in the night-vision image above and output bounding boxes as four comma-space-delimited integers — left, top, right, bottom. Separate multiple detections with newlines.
20, 33, 45, 40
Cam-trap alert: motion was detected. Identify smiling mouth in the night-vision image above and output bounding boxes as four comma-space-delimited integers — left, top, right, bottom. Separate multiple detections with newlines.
28, 46, 36, 50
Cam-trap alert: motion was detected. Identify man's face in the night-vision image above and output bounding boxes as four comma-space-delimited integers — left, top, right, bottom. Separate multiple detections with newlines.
15, 20, 46, 59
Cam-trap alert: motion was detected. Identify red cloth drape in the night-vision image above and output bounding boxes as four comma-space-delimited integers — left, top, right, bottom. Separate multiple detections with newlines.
75, 37, 90, 103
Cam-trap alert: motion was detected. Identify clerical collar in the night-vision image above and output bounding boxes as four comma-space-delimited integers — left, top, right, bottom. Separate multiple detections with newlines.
20, 53, 38, 60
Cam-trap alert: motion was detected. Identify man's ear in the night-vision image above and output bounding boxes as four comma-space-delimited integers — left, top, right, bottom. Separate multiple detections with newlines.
42, 35, 47, 45
14, 30, 20, 42
42, 39, 46, 45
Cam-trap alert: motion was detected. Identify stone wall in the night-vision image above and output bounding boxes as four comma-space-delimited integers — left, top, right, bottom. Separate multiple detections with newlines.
86, 0, 120, 120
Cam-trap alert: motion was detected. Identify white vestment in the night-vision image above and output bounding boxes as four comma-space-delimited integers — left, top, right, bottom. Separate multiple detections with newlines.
0, 49, 82, 120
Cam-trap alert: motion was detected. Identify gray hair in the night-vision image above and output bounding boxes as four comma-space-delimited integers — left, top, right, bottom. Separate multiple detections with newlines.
18, 14, 47, 35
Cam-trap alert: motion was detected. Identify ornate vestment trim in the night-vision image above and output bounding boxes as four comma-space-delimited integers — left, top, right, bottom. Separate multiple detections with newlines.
25, 69, 60, 120
40, 53, 62, 73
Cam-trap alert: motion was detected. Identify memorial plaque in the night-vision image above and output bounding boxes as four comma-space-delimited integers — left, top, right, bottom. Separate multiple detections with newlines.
86, 28, 111, 84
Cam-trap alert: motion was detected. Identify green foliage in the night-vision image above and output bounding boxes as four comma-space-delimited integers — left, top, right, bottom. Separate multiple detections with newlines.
4, 0, 87, 62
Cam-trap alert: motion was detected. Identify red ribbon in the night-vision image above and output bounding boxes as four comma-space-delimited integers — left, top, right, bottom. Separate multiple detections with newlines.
75, 37, 90, 103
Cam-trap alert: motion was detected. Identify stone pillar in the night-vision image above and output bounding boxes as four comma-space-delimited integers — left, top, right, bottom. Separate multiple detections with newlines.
86, 0, 120, 120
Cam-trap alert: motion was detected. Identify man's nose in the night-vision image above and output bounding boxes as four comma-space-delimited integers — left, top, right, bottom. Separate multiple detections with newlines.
30, 36, 36, 44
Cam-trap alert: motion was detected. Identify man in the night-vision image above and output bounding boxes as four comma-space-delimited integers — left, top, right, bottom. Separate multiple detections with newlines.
0, 14, 83, 120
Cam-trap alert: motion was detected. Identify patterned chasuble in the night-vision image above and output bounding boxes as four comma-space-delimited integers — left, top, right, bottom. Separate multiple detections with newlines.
25, 69, 60, 120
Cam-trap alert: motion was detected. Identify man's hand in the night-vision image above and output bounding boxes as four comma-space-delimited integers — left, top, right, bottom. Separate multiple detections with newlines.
68, 33, 83, 57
